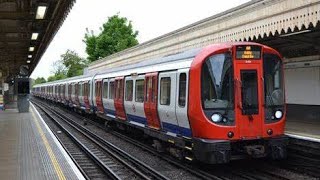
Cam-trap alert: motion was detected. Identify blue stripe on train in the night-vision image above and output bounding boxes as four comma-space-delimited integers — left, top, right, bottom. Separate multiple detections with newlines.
162, 122, 192, 137
104, 108, 116, 116
100, 107, 192, 137
127, 114, 147, 125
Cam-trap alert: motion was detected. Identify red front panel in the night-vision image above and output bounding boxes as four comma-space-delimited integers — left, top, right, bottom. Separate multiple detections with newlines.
234, 61, 264, 139
114, 77, 126, 120
95, 80, 104, 113
188, 43, 286, 140
144, 73, 161, 129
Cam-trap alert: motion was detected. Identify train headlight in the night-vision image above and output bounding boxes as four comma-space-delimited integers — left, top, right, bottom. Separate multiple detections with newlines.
275, 110, 283, 119
211, 113, 222, 123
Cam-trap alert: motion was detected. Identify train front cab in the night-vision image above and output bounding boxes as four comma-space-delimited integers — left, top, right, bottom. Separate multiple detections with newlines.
189, 43, 288, 164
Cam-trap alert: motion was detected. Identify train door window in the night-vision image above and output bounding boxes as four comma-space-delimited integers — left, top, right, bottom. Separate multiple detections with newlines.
178, 73, 186, 107
97, 82, 101, 97
241, 70, 259, 115
160, 77, 171, 105
125, 80, 133, 101
135, 79, 144, 102
103, 81, 108, 99
84, 83, 87, 96
146, 77, 153, 102
86, 83, 90, 97
109, 82, 115, 99
80, 83, 83, 96
95, 81, 98, 97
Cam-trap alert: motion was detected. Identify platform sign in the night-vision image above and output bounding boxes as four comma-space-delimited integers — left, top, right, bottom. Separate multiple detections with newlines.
236, 45, 261, 59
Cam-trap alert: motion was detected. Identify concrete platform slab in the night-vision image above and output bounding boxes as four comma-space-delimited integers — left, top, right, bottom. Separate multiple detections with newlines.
285, 117, 320, 141
0, 104, 85, 180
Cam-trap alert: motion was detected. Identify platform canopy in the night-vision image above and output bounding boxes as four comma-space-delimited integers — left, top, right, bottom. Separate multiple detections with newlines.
0, 0, 75, 82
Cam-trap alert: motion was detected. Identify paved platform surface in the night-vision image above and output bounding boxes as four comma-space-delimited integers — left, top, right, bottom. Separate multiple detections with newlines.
0, 104, 84, 180
285, 117, 320, 141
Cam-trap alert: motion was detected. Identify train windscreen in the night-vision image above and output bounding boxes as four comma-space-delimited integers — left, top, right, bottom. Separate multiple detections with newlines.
263, 54, 285, 121
201, 53, 234, 111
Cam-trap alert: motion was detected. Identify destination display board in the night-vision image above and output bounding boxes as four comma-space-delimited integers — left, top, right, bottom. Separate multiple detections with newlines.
236, 45, 261, 59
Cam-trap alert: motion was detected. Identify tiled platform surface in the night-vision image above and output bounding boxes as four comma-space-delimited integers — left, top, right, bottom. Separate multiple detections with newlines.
0, 104, 84, 180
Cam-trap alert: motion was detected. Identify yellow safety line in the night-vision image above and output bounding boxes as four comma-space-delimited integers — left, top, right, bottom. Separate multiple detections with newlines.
31, 108, 66, 180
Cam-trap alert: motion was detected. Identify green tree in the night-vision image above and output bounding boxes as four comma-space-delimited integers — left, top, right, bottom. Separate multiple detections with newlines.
34, 77, 46, 85
46, 50, 87, 82
47, 58, 67, 82
83, 14, 139, 62
60, 50, 88, 77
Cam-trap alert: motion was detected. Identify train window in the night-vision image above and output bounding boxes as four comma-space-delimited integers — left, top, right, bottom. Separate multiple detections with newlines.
147, 78, 153, 102
160, 77, 171, 105
103, 82, 108, 99
109, 82, 115, 99
178, 73, 186, 107
86, 83, 90, 96
79, 83, 83, 96
125, 80, 133, 101
95, 82, 98, 97
263, 54, 284, 107
202, 53, 234, 110
135, 79, 144, 102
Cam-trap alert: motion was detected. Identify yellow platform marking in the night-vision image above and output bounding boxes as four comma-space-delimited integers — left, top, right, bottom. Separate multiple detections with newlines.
31, 108, 66, 180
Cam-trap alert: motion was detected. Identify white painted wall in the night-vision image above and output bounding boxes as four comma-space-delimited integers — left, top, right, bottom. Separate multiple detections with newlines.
285, 67, 320, 105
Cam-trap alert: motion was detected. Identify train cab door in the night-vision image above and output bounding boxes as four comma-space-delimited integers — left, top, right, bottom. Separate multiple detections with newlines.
158, 71, 180, 134
144, 73, 161, 129
114, 77, 126, 121
234, 46, 264, 138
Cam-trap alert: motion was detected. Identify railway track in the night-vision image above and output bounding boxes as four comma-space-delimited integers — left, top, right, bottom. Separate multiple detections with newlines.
32, 98, 319, 180
33, 100, 169, 180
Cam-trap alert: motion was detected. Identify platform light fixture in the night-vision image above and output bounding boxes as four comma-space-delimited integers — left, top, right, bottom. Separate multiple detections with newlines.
28, 55, 32, 58
27, 60, 31, 63
36, 6, 47, 19
31, 33, 39, 40
29, 47, 35, 52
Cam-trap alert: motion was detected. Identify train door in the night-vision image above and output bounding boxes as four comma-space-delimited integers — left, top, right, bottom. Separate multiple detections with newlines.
124, 75, 146, 125
234, 56, 264, 138
95, 80, 104, 113
114, 77, 126, 120
124, 77, 134, 121
84, 81, 90, 110
175, 69, 192, 137
75, 82, 80, 107
102, 79, 109, 114
158, 71, 179, 134
104, 79, 116, 118
144, 73, 161, 129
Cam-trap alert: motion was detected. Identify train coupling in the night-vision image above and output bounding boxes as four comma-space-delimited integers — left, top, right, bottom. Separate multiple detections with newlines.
245, 145, 266, 158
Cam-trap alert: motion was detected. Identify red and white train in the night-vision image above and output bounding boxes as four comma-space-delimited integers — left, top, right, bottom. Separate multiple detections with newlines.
33, 42, 288, 164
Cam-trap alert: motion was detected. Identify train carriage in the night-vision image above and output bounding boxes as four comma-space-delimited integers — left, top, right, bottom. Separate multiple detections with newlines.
32, 42, 288, 164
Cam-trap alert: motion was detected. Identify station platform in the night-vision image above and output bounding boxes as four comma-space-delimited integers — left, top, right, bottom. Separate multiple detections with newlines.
0, 103, 85, 180
285, 117, 320, 142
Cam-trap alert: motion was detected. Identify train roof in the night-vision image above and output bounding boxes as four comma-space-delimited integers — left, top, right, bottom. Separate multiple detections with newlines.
33, 47, 202, 87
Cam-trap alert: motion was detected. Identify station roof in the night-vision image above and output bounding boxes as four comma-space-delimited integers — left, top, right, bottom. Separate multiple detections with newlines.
0, 0, 75, 81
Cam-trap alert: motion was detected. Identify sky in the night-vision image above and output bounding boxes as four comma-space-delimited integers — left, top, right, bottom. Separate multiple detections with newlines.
30, 0, 250, 79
